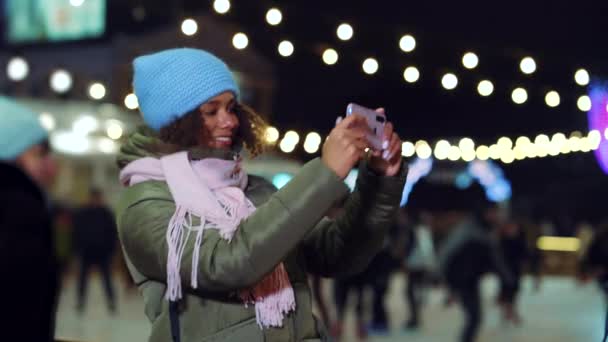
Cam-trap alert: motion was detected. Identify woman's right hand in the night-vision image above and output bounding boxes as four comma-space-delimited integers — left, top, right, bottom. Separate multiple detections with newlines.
322, 114, 370, 179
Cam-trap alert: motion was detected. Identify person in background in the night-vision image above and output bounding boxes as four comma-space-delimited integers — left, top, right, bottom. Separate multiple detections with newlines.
73, 187, 118, 314
53, 204, 74, 283
521, 217, 543, 291
332, 269, 368, 340
576, 222, 595, 262
312, 198, 346, 335
404, 217, 436, 330
365, 207, 410, 336
409, 181, 513, 342
496, 219, 528, 325
579, 223, 608, 300
0, 96, 59, 341
579, 223, 608, 342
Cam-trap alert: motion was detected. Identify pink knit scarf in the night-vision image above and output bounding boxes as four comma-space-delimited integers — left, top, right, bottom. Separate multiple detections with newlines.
120, 151, 295, 328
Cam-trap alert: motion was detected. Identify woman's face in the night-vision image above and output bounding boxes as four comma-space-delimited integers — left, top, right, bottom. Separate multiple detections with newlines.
198, 91, 239, 150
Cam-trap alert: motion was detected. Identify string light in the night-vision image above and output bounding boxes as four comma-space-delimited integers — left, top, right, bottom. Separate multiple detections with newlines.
478, 80, 494, 96
441, 73, 458, 90
303, 132, 322, 154
535, 134, 551, 157
433, 140, 451, 160
462, 149, 476, 162
574, 69, 590, 86
399, 35, 416, 52
551, 133, 567, 154
489, 144, 502, 160
50, 69, 73, 94
476, 145, 490, 160
403, 66, 420, 83
577, 95, 591, 112
462, 52, 479, 69
213, 0, 230, 14
498, 137, 513, 150
415, 140, 432, 159
545, 90, 560, 107
265, 127, 280, 143
232, 32, 249, 49
580, 137, 592, 152
511, 87, 528, 104
6, 57, 29, 81
139, 17, 608, 162
176, 18, 591, 113
283, 130, 300, 145
547, 138, 561, 154
526, 144, 539, 158
266, 123, 600, 163
569, 136, 582, 152
279, 131, 299, 153
513, 145, 527, 160
88, 82, 106, 100
500, 149, 515, 164
124, 93, 139, 110
362, 58, 379, 75
588, 130, 602, 150
322, 48, 339, 65
106, 120, 123, 140
402, 141, 416, 157
337, 23, 353, 41
181, 18, 198, 36
279, 139, 296, 153
459, 137, 475, 152
278, 40, 294, 57
192, 14, 593, 113
266, 8, 282, 26
448, 145, 462, 161
516, 136, 531, 147
520, 56, 536, 74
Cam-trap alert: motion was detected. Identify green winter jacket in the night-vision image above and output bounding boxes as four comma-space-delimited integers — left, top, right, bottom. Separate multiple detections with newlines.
115, 128, 407, 342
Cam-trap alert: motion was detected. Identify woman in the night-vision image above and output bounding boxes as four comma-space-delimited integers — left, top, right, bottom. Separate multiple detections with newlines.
0, 96, 58, 341
116, 48, 407, 342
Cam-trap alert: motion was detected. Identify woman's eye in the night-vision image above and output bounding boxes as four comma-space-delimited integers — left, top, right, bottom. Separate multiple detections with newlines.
203, 110, 217, 116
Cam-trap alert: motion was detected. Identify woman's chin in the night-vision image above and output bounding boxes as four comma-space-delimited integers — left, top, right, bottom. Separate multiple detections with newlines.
210, 143, 233, 150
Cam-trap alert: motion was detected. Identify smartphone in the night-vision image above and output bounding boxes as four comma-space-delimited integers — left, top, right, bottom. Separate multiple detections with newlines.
346, 103, 387, 150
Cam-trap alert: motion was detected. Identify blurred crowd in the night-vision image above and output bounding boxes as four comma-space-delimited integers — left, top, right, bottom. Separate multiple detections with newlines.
311, 180, 608, 342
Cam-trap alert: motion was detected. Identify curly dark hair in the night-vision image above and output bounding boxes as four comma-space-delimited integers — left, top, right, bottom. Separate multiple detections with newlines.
158, 102, 268, 157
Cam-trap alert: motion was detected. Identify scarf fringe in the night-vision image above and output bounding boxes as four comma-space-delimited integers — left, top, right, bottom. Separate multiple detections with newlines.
165, 205, 191, 301
241, 263, 295, 328
191, 223, 205, 289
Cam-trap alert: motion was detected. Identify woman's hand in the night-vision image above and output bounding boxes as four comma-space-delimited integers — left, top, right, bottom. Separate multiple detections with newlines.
368, 109, 403, 177
322, 114, 370, 179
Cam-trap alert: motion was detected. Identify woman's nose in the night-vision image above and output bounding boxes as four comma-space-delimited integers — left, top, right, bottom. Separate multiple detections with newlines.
218, 110, 238, 128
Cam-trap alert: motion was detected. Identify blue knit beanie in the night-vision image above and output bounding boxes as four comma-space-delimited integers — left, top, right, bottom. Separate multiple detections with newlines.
0, 96, 48, 161
133, 48, 240, 131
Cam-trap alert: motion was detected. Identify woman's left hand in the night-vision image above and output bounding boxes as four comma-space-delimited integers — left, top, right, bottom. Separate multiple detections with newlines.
368, 108, 403, 177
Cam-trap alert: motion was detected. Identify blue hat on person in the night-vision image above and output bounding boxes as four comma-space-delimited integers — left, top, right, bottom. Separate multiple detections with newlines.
132, 48, 240, 131
0, 96, 48, 161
